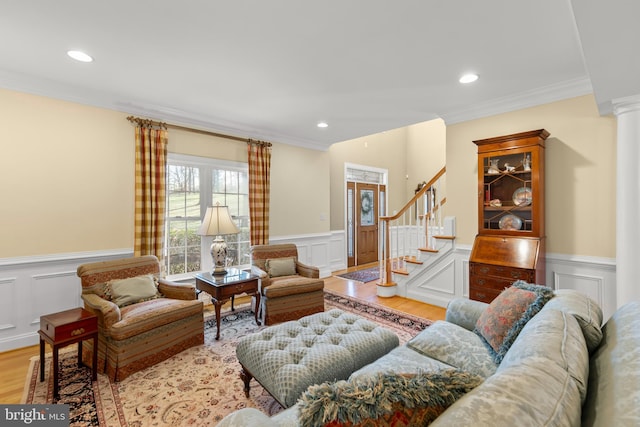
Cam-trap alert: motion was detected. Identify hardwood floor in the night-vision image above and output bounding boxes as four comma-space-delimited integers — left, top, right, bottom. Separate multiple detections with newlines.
0, 264, 445, 404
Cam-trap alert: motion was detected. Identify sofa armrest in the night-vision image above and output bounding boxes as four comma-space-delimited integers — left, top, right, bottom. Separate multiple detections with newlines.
157, 279, 197, 300
295, 261, 320, 279
215, 408, 280, 427
445, 298, 488, 331
81, 294, 121, 333
251, 266, 272, 291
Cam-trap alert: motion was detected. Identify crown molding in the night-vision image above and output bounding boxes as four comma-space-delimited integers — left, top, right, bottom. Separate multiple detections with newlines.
439, 77, 593, 125
0, 69, 330, 151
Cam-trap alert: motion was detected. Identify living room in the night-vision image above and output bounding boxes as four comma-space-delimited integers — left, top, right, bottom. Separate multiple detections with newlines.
0, 1, 638, 424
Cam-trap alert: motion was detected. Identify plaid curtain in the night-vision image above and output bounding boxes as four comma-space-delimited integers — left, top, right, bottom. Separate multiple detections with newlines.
134, 125, 168, 265
247, 141, 272, 245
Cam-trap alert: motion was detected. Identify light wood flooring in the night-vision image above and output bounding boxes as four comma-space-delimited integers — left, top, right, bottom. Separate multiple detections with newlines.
0, 264, 445, 404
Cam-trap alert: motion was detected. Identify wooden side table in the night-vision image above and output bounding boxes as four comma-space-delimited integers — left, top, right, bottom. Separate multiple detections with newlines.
195, 268, 260, 340
39, 308, 98, 400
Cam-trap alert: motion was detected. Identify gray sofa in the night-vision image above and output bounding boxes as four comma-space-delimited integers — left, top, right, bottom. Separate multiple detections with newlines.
216, 289, 640, 426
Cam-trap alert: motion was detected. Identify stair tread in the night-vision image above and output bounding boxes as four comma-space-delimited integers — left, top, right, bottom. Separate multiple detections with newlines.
433, 235, 455, 240
391, 268, 409, 275
418, 247, 439, 253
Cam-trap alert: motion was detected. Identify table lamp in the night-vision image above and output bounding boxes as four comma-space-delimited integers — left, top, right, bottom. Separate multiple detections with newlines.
198, 202, 240, 275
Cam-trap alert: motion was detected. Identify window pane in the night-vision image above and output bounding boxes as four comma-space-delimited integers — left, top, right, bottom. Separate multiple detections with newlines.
167, 165, 200, 218
212, 169, 226, 193
226, 170, 239, 193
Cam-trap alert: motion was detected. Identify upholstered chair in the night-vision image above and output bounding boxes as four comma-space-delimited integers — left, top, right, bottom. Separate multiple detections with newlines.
77, 255, 204, 381
250, 244, 325, 325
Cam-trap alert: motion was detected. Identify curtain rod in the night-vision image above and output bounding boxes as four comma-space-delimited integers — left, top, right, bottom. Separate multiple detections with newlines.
126, 116, 272, 147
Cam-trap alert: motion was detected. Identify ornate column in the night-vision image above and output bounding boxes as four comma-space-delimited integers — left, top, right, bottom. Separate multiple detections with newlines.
613, 95, 640, 307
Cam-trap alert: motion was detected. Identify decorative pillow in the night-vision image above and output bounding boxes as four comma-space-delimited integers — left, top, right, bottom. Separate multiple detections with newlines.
474, 281, 554, 364
106, 274, 160, 307
265, 257, 297, 277
297, 370, 483, 427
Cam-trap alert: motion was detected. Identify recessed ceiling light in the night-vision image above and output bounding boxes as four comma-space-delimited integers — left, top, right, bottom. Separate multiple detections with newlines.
317, 122, 328, 128
459, 73, 478, 84
67, 50, 93, 63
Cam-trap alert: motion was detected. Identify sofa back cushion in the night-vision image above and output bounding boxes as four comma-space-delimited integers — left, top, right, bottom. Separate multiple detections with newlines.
77, 255, 161, 299
499, 308, 589, 403
250, 243, 298, 272
543, 289, 603, 353
432, 309, 587, 427
582, 301, 640, 427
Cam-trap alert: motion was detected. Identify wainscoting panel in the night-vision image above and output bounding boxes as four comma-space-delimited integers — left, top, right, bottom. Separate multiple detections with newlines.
0, 276, 18, 332
30, 271, 81, 326
547, 254, 617, 321
269, 232, 337, 278
0, 250, 133, 352
404, 245, 617, 321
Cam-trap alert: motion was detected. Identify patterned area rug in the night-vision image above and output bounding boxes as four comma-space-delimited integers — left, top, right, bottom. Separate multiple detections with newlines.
335, 267, 380, 283
23, 290, 432, 426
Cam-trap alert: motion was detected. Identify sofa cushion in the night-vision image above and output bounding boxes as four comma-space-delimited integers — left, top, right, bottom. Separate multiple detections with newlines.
431, 360, 583, 427
499, 308, 589, 403
349, 345, 453, 380
407, 321, 497, 378
474, 281, 554, 363
265, 257, 297, 277
262, 276, 324, 298
544, 289, 603, 353
297, 370, 483, 427
582, 301, 640, 427
106, 274, 160, 307
110, 298, 203, 341
432, 309, 586, 427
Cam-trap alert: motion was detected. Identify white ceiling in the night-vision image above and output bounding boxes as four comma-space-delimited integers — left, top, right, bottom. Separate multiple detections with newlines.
1, 1, 638, 150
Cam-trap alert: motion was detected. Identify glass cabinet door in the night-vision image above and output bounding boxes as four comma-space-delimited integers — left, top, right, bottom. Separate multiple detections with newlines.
480, 150, 533, 232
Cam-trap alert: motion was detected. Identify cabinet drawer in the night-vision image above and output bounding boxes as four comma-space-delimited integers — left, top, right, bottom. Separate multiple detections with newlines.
40, 316, 97, 342
470, 263, 534, 281
469, 275, 513, 291
219, 280, 257, 298
469, 287, 502, 304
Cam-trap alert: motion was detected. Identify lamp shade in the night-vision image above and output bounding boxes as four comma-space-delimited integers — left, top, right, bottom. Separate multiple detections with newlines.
198, 204, 240, 236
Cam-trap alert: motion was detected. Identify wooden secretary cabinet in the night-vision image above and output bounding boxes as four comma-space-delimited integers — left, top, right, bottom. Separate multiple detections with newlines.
469, 129, 549, 303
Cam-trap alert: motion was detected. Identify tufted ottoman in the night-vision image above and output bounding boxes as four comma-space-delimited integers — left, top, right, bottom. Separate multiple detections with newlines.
236, 308, 400, 408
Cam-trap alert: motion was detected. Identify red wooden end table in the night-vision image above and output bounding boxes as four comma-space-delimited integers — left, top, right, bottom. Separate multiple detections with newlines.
39, 307, 98, 400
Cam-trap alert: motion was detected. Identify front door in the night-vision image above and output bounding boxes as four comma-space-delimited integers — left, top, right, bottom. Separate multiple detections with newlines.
356, 183, 379, 265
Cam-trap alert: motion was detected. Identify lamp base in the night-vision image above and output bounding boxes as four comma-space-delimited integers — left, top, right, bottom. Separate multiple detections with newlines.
210, 236, 229, 276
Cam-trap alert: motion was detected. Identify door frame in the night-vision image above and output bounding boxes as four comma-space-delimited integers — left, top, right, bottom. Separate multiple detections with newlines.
344, 163, 388, 267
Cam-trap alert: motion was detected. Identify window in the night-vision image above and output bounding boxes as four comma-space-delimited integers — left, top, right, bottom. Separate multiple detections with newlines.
165, 154, 250, 277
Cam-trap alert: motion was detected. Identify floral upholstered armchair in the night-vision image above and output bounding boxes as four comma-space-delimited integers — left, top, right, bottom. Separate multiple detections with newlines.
250, 244, 325, 325
77, 255, 204, 381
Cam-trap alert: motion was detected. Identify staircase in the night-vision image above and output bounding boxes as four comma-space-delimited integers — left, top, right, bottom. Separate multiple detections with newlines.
378, 167, 456, 305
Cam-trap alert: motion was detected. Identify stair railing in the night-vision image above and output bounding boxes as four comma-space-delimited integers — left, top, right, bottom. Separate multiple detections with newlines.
378, 166, 446, 287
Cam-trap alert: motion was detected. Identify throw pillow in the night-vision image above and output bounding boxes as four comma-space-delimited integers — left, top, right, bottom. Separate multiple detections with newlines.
107, 274, 160, 307
297, 370, 483, 427
474, 280, 554, 364
265, 257, 297, 277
